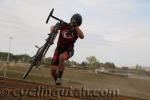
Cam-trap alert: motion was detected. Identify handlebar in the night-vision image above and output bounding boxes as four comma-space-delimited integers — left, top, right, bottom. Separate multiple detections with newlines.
46, 8, 68, 25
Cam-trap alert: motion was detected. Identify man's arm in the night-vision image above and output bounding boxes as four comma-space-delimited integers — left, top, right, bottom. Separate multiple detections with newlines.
76, 27, 84, 39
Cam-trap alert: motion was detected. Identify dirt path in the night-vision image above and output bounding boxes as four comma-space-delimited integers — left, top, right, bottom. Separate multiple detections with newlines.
0, 77, 145, 100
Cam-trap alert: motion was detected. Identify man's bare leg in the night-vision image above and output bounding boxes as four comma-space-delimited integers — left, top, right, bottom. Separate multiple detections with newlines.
55, 52, 69, 85
58, 52, 69, 78
51, 65, 58, 81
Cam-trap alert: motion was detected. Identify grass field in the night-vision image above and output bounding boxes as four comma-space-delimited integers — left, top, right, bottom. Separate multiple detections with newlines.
0, 63, 150, 100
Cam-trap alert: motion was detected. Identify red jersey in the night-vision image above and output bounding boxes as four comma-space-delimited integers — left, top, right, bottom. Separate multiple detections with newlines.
57, 24, 78, 50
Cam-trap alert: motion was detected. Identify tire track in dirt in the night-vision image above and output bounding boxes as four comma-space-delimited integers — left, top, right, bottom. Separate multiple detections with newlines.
0, 77, 145, 100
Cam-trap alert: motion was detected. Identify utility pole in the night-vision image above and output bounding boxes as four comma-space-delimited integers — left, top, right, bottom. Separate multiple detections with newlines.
4, 37, 13, 77
25, 49, 27, 63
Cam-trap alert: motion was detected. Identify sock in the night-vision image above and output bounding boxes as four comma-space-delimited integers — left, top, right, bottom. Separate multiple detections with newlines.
58, 71, 63, 79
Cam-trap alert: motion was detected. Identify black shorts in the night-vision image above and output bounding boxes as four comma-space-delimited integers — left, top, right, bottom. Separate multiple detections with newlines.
51, 46, 74, 66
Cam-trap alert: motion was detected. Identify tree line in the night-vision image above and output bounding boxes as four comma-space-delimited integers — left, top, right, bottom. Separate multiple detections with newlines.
0, 52, 116, 70
43, 56, 116, 71
0, 52, 31, 63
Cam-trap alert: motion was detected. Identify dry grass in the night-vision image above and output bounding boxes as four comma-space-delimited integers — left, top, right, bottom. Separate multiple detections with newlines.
0, 63, 150, 100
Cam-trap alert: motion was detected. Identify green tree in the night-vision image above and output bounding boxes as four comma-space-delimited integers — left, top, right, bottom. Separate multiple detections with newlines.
80, 61, 88, 67
86, 56, 100, 70
12, 54, 31, 63
86, 56, 97, 64
0, 52, 13, 61
103, 62, 115, 70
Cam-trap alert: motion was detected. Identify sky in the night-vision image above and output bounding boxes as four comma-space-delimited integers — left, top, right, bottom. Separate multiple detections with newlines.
0, 0, 150, 67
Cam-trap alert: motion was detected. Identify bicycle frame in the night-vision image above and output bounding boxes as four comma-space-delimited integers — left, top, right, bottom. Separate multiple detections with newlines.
22, 8, 68, 79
